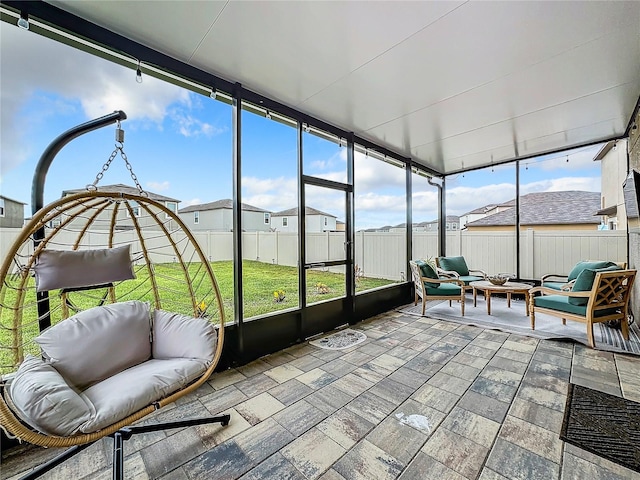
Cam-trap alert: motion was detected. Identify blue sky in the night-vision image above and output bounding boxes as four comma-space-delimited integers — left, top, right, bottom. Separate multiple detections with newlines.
1, 23, 603, 230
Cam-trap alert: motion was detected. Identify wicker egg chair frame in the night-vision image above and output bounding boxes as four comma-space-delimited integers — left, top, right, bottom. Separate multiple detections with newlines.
0, 112, 229, 479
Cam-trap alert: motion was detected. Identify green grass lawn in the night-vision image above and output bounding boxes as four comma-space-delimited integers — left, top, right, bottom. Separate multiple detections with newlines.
0, 260, 395, 373
214, 259, 394, 319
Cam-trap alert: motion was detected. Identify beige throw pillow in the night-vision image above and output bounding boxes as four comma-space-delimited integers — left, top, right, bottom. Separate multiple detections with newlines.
34, 245, 135, 292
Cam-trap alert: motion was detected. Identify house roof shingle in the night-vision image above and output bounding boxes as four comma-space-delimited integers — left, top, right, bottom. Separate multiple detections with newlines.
179, 199, 269, 214
271, 207, 336, 218
62, 184, 179, 203
465, 191, 601, 227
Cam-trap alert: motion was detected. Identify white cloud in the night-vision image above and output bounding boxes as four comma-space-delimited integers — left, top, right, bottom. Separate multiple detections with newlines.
520, 176, 600, 194
146, 181, 170, 192
242, 176, 298, 212
446, 183, 517, 216
170, 110, 227, 138
0, 24, 191, 176
183, 198, 202, 207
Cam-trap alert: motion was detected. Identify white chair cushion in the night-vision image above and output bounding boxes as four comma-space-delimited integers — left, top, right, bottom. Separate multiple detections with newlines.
34, 245, 135, 292
35, 301, 152, 390
153, 310, 217, 363
80, 358, 207, 433
8, 355, 92, 436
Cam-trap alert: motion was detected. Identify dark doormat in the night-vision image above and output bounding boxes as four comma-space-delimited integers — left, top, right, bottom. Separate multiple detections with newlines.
561, 383, 640, 473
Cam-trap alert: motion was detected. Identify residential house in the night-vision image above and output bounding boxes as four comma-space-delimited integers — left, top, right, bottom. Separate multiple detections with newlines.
0, 195, 26, 228
459, 205, 499, 229
178, 199, 271, 232
271, 207, 337, 232
594, 139, 629, 230
60, 184, 180, 230
388, 216, 460, 233
415, 216, 461, 232
464, 191, 602, 231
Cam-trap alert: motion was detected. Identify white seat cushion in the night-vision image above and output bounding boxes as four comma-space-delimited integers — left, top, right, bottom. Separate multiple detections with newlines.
80, 358, 207, 433
153, 309, 217, 363
35, 301, 152, 390
8, 355, 92, 436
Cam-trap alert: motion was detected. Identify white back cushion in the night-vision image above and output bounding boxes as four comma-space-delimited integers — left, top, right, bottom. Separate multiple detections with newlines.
35, 301, 152, 390
153, 310, 217, 363
8, 355, 92, 436
34, 245, 135, 292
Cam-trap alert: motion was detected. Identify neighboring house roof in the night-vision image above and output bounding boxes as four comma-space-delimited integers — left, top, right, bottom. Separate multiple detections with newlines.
62, 184, 179, 203
0, 195, 27, 205
466, 191, 601, 227
271, 207, 336, 218
179, 199, 269, 214
417, 216, 460, 226
460, 204, 499, 216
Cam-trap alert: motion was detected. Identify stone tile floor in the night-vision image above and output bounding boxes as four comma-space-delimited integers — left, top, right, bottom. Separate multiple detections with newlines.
3, 307, 640, 480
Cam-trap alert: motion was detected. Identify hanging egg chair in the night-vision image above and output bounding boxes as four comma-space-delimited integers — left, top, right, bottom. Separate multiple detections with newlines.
0, 112, 229, 477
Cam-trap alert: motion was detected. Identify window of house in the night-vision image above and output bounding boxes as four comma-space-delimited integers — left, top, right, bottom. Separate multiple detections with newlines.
324, 217, 328, 226
194, 211, 199, 224
165, 201, 178, 219
127, 201, 141, 217
264, 212, 270, 224
0, 198, 4, 217
282, 217, 288, 227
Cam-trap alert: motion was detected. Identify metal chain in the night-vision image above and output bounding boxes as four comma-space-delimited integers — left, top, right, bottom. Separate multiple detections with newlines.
87, 123, 147, 196
119, 146, 147, 196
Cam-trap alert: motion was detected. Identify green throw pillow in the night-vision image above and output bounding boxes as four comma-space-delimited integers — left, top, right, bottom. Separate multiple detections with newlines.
567, 261, 617, 282
568, 265, 621, 306
415, 260, 439, 288
438, 256, 469, 276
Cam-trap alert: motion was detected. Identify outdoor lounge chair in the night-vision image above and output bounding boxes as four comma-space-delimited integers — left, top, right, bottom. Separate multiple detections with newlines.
541, 260, 627, 291
436, 256, 486, 292
409, 260, 465, 316
529, 268, 636, 348
0, 114, 229, 479
0, 191, 230, 479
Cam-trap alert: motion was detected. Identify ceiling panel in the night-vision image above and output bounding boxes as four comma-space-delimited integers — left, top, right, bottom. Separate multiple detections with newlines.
40, 1, 640, 174
362, 28, 640, 156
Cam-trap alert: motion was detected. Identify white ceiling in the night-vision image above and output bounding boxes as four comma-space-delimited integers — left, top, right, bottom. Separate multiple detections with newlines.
49, 1, 640, 174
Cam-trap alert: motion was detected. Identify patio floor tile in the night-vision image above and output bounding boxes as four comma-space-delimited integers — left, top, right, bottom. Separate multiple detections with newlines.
281, 428, 346, 480
263, 364, 305, 383
272, 399, 327, 437
439, 406, 501, 448
421, 427, 489, 479
238, 452, 305, 480
316, 408, 375, 450
398, 451, 467, 480
5, 306, 640, 480
485, 437, 559, 480
333, 440, 403, 480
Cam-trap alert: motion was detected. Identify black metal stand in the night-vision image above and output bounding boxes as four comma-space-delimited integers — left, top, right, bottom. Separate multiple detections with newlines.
19, 414, 231, 480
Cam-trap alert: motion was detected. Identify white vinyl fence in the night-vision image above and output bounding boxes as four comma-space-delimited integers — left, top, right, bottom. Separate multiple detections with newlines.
0, 228, 627, 282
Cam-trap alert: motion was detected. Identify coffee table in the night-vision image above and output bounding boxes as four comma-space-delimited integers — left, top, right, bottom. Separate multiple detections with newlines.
469, 280, 533, 316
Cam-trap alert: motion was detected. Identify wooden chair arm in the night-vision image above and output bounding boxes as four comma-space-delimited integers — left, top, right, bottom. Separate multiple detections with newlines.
560, 280, 576, 291
528, 286, 591, 298
420, 276, 465, 288
437, 268, 459, 279
541, 274, 568, 282
469, 269, 487, 278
